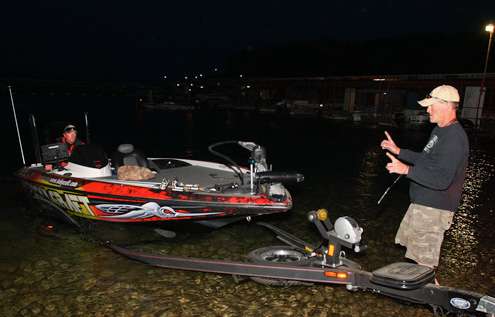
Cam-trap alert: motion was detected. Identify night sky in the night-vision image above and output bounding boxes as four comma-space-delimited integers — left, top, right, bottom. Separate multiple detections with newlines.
2, 1, 494, 80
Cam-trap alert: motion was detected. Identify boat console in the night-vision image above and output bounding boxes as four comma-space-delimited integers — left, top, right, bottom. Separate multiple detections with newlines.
42, 143, 112, 178
41, 143, 70, 163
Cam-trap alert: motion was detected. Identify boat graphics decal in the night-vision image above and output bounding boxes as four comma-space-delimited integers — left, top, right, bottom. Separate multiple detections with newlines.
97, 202, 222, 219
25, 182, 94, 216
19, 169, 288, 208
48, 177, 80, 188
16, 168, 291, 222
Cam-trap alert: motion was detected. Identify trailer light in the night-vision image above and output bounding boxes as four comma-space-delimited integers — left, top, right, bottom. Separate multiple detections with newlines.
337, 272, 348, 279
324, 271, 348, 280
328, 244, 335, 256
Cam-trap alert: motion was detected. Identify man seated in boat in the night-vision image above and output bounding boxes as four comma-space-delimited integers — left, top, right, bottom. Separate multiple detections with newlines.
44, 124, 84, 171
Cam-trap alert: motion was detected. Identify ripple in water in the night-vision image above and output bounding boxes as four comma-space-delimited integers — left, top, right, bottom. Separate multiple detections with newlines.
443, 149, 495, 271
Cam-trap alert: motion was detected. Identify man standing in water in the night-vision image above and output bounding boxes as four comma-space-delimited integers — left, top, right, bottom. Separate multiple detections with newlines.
380, 85, 469, 277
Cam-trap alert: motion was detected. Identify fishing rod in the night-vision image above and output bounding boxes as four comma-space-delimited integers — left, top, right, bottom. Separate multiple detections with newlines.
377, 174, 403, 205
29, 114, 42, 163
84, 112, 91, 144
8, 85, 26, 166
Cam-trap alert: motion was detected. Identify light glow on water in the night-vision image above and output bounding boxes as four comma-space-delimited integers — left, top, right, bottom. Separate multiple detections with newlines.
443, 149, 495, 271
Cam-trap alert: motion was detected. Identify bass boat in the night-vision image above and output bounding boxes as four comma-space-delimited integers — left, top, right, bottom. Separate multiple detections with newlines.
16, 141, 303, 227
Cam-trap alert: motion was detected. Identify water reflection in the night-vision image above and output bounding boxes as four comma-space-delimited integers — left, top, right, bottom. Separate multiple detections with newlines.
442, 149, 495, 285
357, 148, 382, 197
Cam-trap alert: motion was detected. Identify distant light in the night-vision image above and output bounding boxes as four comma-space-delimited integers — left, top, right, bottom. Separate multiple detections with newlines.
383, 92, 388, 95
319, 104, 324, 107
200, 85, 204, 89
176, 83, 180, 87
190, 83, 194, 87
184, 76, 188, 80
239, 74, 243, 78
139, 98, 143, 102
373, 78, 386, 81
199, 74, 203, 77
486, 24, 495, 33
214, 68, 218, 72
216, 82, 221, 86
194, 76, 198, 79
163, 75, 167, 79
246, 85, 251, 89
188, 88, 192, 92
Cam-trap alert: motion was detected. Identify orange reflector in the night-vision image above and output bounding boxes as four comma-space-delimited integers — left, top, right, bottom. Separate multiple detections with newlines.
324, 271, 348, 279
316, 208, 328, 221
328, 244, 335, 256
337, 272, 348, 279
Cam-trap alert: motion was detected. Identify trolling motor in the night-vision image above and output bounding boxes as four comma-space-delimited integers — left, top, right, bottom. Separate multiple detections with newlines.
240, 142, 268, 172
255, 171, 305, 184
239, 142, 268, 194
208, 141, 303, 196
238, 141, 304, 194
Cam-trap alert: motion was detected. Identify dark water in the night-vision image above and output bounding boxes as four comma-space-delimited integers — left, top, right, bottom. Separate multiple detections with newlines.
1, 96, 495, 316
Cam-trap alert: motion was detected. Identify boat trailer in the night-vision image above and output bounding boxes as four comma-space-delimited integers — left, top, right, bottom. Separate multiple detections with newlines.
108, 209, 495, 316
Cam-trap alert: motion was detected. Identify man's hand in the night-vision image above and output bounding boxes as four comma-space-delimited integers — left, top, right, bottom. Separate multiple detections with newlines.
386, 152, 409, 175
380, 131, 400, 155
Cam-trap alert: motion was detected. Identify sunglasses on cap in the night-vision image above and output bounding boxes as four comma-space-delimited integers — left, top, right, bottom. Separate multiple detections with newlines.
64, 127, 77, 133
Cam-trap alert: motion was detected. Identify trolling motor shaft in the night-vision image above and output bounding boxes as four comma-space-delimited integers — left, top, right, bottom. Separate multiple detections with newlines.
238, 141, 304, 193
255, 171, 304, 184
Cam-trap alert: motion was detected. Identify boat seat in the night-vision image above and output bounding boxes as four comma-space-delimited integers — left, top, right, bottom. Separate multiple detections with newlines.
112, 144, 150, 170
112, 144, 158, 180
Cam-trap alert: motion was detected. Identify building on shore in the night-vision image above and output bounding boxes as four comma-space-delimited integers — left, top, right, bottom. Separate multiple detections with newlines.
234, 73, 495, 129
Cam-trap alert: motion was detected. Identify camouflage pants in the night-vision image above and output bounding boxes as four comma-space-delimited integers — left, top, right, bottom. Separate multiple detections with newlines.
395, 203, 454, 268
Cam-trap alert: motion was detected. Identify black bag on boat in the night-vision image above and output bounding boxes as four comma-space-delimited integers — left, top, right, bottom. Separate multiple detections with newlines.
69, 144, 109, 168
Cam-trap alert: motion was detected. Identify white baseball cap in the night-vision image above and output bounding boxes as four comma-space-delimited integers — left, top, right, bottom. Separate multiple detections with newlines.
418, 85, 460, 107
